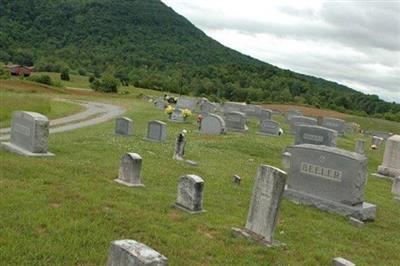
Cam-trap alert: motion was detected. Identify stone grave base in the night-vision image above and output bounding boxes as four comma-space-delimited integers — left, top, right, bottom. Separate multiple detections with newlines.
1, 142, 54, 157
231, 228, 285, 248
284, 188, 376, 221
371, 173, 394, 181
376, 165, 400, 179
173, 203, 205, 214
256, 132, 279, 137
114, 178, 145, 187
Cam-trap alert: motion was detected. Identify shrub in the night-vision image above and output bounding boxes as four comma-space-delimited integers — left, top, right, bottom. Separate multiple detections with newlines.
60, 68, 70, 81
78, 68, 86, 75
88, 75, 95, 83
29, 74, 53, 86
89, 75, 119, 93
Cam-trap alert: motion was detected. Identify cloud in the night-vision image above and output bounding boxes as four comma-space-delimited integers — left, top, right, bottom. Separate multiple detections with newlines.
162, 0, 400, 103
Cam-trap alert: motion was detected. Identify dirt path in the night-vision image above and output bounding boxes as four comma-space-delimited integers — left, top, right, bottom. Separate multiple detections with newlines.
0, 99, 125, 141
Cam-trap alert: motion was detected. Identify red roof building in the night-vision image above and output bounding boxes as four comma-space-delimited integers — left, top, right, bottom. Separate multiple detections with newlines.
6, 64, 35, 76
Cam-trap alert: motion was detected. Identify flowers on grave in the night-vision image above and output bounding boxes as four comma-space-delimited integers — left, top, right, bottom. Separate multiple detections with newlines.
165, 105, 174, 115
182, 109, 192, 119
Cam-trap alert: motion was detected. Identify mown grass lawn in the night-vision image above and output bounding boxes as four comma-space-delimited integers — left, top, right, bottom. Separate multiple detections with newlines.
0, 93, 399, 265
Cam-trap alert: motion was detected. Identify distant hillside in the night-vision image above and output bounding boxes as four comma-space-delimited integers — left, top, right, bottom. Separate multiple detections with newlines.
0, 0, 399, 120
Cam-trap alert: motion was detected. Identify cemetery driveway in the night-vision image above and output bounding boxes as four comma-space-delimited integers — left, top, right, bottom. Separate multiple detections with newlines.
0, 99, 125, 141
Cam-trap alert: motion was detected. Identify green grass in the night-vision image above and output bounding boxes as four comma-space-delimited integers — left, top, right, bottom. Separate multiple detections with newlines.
0, 91, 84, 128
345, 115, 400, 134
0, 95, 399, 265
30, 72, 92, 89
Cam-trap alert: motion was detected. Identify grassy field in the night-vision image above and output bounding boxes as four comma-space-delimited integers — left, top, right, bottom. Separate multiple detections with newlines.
30, 72, 92, 89
1, 88, 399, 265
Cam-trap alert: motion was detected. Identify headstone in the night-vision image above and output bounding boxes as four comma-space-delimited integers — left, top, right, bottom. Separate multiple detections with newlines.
258, 119, 281, 136
295, 125, 337, 146
200, 114, 226, 135
224, 111, 248, 132
289, 116, 318, 135
232, 165, 287, 246
317, 116, 323, 126
173, 131, 186, 160
322, 117, 346, 135
285, 109, 303, 123
377, 135, 400, 178
170, 108, 185, 123
107, 239, 168, 266
344, 123, 356, 135
232, 175, 241, 185
115, 117, 133, 136
223, 102, 247, 113
372, 136, 384, 148
144, 120, 167, 142
154, 100, 166, 110
176, 97, 196, 111
114, 153, 144, 187
260, 109, 273, 120
332, 257, 355, 266
392, 176, 400, 200
174, 174, 205, 213
244, 105, 262, 117
1, 111, 54, 156
355, 140, 365, 154
200, 100, 217, 115
366, 131, 393, 140
284, 144, 376, 221
282, 152, 291, 170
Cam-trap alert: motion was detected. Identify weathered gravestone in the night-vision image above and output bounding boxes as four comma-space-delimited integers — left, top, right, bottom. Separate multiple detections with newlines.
289, 116, 318, 135
284, 144, 376, 220
294, 125, 337, 146
174, 174, 205, 214
243, 105, 262, 117
176, 97, 197, 111
258, 119, 281, 136
224, 111, 248, 132
322, 117, 346, 135
169, 108, 185, 123
154, 99, 166, 110
114, 153, 144, 187
173, 131, 186, 160
232, 165, 287, 246
372, 136, 384, 148
144, 120, 167, 142
2, 111, 54, 156
377, 135, 400, 179
285, 109, 303, 123
200, 114, 226, 135
367, 131, 393, 140
392, 176, 400, 201
355, 139, 365, 155
223, 102, 247, 113
260, 108, 273, 120
115, 117, 133, 136
200, 100, 217, 115
107, 239, 168, 266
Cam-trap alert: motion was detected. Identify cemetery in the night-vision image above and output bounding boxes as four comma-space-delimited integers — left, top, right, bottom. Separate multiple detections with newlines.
0, 86, 400, 265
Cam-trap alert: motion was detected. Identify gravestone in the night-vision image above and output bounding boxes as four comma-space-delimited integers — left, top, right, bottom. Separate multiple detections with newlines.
294, 125, 337, 146
317, 116, 323, 126
173, 131, 186, 160
355, 139, 365, 154
367, 131, 393, 140
372, 136, 384, 148
322, 117, 346, 136
224, 111, 248, 132
289, 116, 318, 135
107, 239, 168, 266
243, 105, 262, 117
232, 165, 287, 246
285, 109, 303, 123
176, 97, 197, 111
258, 119, 281, 136
260, 109, 273, 120
200, 114, 226, 135
332, 257, 355, 266
174, 174, 205, 214
344, 123, 356, 135
154, 100, 166, 110
200, 100, 217, 115
114, 153, 144, 187
377, 135, 400, 178
1, 111, 54, 156
144, 120, 167, 142
284, 144, 376, 220
232, 175, 241, 185
115, 117, 133, 136
392, 176, 400, 200
223, 102, 247, 113
170, 108, 185, 123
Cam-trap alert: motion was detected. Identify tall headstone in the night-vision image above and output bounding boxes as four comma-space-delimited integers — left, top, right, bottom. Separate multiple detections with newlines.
170, 108, 185, 123
284, 144, 376, 221
392, 176, 400, 201
107, 239, 168, 266
377, 135, 400, 178
173, 131, 186, 160
285, 109, 303, 123
322, 117, 346, 136
200, 114, 226, 135
355, 139, 365, 154
258, 120, 281, 136
176, 97, 196, 111
294, 125, 337, 146
1, 111, 54, 156
224, 111, 248, 132
114, 153, 144, 187
144, 120, 167, 142
115, 117, 133, 136
289, 116, 318, 135
232, 165, 287, 246
174, 174, 205, 214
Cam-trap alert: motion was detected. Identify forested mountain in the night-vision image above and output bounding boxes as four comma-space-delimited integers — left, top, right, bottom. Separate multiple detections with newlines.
0, 0, 399, 120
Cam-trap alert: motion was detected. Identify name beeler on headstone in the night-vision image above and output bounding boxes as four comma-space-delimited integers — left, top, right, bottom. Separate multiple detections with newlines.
114, 153, 144, 187
232, 165, 287, 247
322, 117, 346, 136
144, 120, 167, 142
2, 111, 54, 156
258, 119, 281, 136
115, 117, 133, 136
377, 135, 400, 179
294, 125, 337, 147
284, 144, 376, 221
107, 239, 168, 266
200, 114, 226, 135
174, 174, 205, 214
289, 116, 318, 135
224, 111, 248, 132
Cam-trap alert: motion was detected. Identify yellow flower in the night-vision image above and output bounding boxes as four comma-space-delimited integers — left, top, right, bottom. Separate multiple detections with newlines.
182, 109, 192, 118
165, 105, 174, 114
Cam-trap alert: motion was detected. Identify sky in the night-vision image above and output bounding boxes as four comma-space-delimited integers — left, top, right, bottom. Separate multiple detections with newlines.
162, 0, 400, 103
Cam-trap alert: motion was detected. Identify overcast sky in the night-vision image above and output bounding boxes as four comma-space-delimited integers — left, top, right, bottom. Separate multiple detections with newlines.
162, 0, 400, 103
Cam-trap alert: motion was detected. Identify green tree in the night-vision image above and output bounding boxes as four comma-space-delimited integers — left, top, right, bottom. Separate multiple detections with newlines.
60, 68, 70, 81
